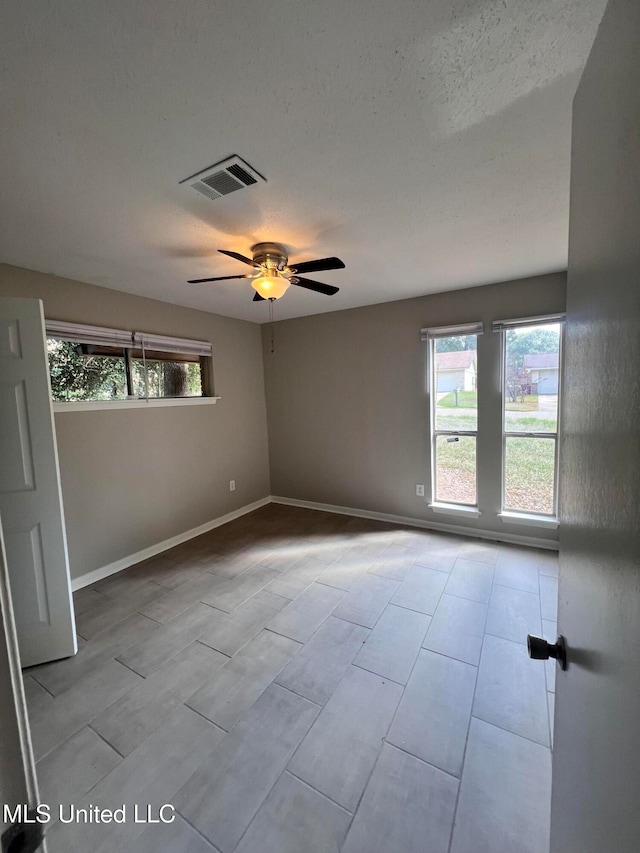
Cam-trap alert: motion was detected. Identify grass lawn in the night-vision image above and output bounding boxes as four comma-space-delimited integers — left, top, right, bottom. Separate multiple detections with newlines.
437, 411, 556, 432
438, 391, 477, 408
437, 434, 555, 513
439, 391, 552, 417
505, 395, 540, 412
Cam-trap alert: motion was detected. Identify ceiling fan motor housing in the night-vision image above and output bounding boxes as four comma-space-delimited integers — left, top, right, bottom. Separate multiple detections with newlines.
251, 242, 289, 271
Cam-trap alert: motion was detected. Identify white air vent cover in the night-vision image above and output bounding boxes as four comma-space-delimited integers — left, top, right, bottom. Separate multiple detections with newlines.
180, 155, 266, 201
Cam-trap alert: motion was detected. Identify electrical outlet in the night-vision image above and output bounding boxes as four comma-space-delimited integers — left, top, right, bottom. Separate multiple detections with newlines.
229, 480, 236, 492
416, 484, 425, 497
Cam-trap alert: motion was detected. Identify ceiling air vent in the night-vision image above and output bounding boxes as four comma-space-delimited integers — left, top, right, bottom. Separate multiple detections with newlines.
180, 155, 266, 201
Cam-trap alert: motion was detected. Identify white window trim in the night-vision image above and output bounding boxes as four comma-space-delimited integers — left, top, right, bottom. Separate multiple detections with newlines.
53, 397, 221, 413
499, 511, 559, 529
429, 502, 482, 518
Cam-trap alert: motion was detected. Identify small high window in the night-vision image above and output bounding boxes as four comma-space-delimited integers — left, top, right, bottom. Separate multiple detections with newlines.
45, 322, 212, 402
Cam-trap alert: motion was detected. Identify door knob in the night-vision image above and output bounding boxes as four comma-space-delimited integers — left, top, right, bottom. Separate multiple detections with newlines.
527, 634, 567, 670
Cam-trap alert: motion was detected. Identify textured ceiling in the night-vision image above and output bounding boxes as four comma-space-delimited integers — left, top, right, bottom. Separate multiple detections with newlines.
1, 0, 606, 323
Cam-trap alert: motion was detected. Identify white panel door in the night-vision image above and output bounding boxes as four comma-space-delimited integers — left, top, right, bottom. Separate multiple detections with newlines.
0, 297, 76, 667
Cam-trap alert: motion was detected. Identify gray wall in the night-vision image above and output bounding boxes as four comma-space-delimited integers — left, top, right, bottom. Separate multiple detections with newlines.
0, 264, 271, 579
553, 1, 640, 850
262, 273, 565, 544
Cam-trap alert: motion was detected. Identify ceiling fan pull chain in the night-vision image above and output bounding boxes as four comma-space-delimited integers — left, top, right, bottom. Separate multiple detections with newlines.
269, 298, 275, 353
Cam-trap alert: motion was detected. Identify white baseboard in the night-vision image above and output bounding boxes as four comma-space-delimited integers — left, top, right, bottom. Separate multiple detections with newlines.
271, 496, 559, 551
71, 497, 272, 591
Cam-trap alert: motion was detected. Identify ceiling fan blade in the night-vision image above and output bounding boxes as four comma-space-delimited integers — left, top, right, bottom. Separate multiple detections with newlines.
289, 257, 345, 275
291, 276, 340, 296
187, 274, 249, 284
253, 292, 266, 302
218, 249, 259, 267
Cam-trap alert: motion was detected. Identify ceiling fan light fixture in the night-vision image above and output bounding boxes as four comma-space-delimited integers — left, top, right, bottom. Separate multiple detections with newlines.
251, 272, 291, 300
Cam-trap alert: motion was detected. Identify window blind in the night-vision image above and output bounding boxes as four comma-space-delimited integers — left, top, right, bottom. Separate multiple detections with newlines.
45, 320, 134, 348
132, 332, 212, 357
420, 321, 484, 341
492, 314, 566, 332
45, 320, 212, 357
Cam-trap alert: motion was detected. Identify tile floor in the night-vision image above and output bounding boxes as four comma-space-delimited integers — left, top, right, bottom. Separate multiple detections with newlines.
24, 504, 559, 853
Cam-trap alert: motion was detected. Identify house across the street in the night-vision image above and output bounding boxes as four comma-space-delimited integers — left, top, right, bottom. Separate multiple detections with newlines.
524, 352, 559, 394
435, 350, 476, 392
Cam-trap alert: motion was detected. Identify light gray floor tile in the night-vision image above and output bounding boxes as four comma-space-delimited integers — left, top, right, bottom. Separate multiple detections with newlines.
201, 565, 280, 612
316, 551, 373, 591
198, 590, 289, 656
333, 573, 399, 628
265, 556, 331, 599
93, 556, 177, 597
493, 555, 540, 594
423, 594, 487, 665
205, 548, 261, 578
367, 544, 418, 581
29, 612, 159, 695
267, 583, 344, 643
353, 604, 429, 684
537, 551, 559, 578
450, 718, 551, 853
75, 582, 167, 638
29, 659, 143, 762
153, 558, 223, 589
473, 634, 549, 746
458, 540, 499, 564
354, 535, 399, 562
387, 650, 476, 777
301, 539, 353, 564
256, 544, 311, 573
37, 726, 121, 806
235, 772, 351, 853
28, 508, 555, 853
391, 565, 448, 615
342, 743, 458, 853
186, 629, 301, 730
276, 616, 368, 705
542, 619, 557, 693
288, 665, 403, 811
486, 584, 542, 645
176, 684, 320, 853
92, 642, 228, 756
413, 550, 457, 572
445, 558, 494, 604
116, 602, 225, 677
23, 675, 54, 720
46, 705, 225, 853
135, 814, 219, 852
138, 572, 228, 625
539, 574, 558, 621
73, 586, 109, 619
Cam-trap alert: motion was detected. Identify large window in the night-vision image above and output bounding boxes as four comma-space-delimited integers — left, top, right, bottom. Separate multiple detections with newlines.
496, 316, 563, 517
46, 321, 212, 402
426, 323, 482, 507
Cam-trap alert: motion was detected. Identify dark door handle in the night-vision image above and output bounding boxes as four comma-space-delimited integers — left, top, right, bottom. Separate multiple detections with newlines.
527, 634, 567, 670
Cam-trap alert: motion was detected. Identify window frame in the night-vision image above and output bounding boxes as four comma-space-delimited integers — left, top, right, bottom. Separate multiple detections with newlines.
45, 320, 218, 408
423, 322, 483, 513
497, 315, 564, 520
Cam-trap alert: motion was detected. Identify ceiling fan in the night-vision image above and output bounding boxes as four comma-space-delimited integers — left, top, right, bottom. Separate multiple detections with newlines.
188, 242, 345, 301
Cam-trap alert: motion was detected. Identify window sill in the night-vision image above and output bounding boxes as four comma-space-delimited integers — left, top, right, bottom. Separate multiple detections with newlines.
429, 502, 481, 519
499, 511, 559, 530
53, 397, 221, 412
